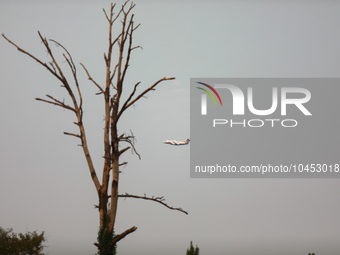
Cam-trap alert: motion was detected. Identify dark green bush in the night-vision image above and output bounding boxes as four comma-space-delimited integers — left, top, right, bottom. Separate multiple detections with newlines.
0, 227, 46, 255
186, 241, 199, 255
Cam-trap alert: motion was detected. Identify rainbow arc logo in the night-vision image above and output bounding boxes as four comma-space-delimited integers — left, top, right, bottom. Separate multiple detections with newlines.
196, 82, 222, 115
196, 82, 222, 106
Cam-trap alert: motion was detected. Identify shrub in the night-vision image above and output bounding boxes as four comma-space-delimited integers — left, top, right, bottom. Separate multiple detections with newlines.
0, 227, 46, 255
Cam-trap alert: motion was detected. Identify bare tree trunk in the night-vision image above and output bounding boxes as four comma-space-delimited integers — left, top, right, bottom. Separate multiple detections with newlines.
109, 118, 119, 233
2, 1, 187, 253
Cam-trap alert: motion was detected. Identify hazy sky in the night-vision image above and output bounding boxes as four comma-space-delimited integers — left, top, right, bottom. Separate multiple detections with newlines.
1, 1, 340, 255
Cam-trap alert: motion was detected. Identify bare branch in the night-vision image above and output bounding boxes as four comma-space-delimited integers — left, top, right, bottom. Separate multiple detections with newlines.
30, 32, 82, 118
2, 33, 63, 83
49, 62, 56, 73
117, 77, 175, 121
119, 81, 140, 113
110, 226, 137, 249
80, 63, 105, 94
45, 39, 84, 114
123, 139, 140, 159
3, 32, 102, 195
120, 15, 135, 83
119, 146, 130, 156
93, 242, 103, 253
35, 97, 76, 112
50, 39, 76, 73
122, 14, 134, 45
132, 23, 141, 32
64, 132, 81, 139
37, 32, 68, 84
45, 94, 74, 109
118, 130, 141, 159
110, 63, 120, 86
62, 54, 83, 111
131, 45, 142, 51
124, 1, 136, 17
111, 32, 123, 48
104, 53, 108, 64
102, 6, 111, 22
93, 225, 137, 252
118, 193, 188, 215
119, 162, 128, 167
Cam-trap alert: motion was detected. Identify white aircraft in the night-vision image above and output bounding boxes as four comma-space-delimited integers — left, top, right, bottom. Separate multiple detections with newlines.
163, 138, 190, 146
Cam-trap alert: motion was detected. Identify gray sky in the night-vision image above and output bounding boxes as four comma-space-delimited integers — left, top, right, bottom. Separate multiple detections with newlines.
1, 1, 340, 255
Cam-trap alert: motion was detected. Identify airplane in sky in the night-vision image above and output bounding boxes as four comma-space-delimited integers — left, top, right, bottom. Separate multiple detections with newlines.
163, 138, 190, 146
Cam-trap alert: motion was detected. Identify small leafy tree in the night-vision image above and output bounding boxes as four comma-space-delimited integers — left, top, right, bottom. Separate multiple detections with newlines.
186, 241, 199, 255
0, 227, 46, 255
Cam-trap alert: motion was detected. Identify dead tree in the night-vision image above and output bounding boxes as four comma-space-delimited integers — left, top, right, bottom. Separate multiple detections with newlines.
2, 1, 187, 253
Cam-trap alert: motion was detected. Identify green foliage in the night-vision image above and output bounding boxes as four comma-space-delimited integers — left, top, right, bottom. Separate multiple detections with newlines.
0, 227, 46, 255
186, 241, 199, 255
97, 213, 116, 255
